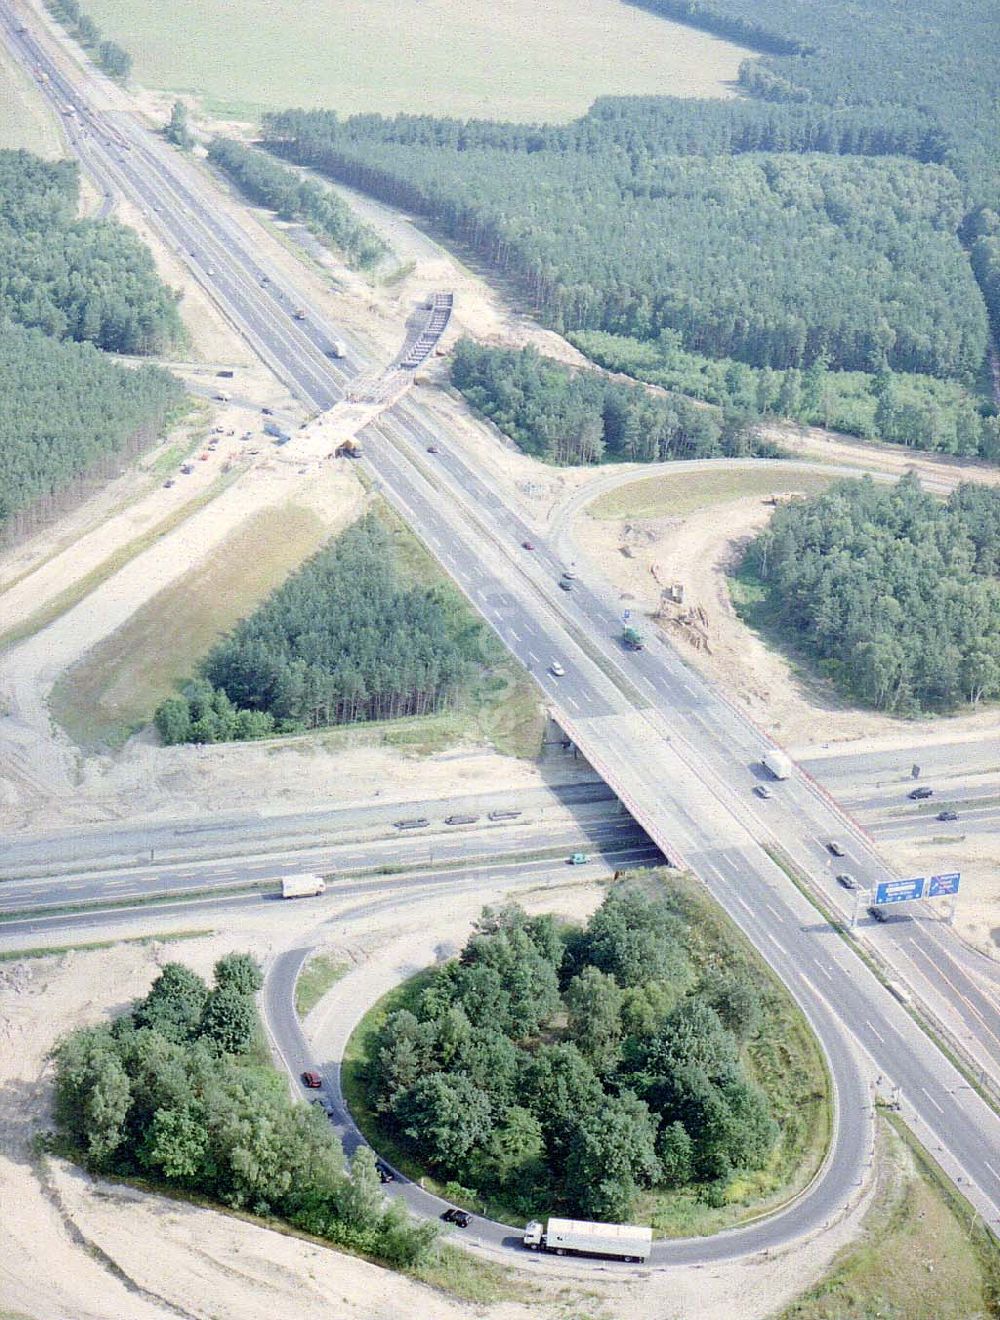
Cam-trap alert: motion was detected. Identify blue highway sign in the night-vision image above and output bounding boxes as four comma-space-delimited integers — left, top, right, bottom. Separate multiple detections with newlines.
928, 872, 960, 897
875, 877, 925, 905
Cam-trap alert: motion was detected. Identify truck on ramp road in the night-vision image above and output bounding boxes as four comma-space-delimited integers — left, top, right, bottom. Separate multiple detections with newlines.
523, 1217, 652, 1262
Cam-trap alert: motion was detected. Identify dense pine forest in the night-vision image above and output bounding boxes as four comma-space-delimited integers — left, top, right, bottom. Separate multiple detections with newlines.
0, 150, 182, 537
450, 338, 781, 464
261, 0, 999, 458
0, 322, 181, 536
0, 151, 181, 354
207, 137, 386, 270
156, 512, 497, 743
358, 886, 825, 1224
742, 477, 1000, 714
51, 954, 436, 1267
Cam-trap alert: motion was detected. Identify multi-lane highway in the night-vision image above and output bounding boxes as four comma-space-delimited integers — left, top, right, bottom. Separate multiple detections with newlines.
3, 3, 998, 1241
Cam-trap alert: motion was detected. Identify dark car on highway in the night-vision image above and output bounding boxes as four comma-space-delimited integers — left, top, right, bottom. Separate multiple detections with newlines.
826, 841, 846, 857
376, 1160, 395, 1184
937, 810, 958, 821
522, 540, 535, 550
301, 1070, 322, 1088
908, 786, 934, 800
836, 873, 859, 890
441, 1208, 472, 1227
867, 905, 888, 923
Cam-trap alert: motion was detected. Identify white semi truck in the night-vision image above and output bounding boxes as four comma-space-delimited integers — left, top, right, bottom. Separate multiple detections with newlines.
761, 749, 793, 780
523, 1217, 652, 1262
281, 874, 327, 899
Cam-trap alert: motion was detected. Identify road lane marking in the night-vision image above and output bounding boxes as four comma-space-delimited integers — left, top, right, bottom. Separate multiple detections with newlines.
921, 1086, 944, 1115
735, 895, 753, 915
986, 1161, 999, 1180
766, 931, 783, 951
817, 963, 834, 980
764, 902, 784, 922
865, 1019, 884, 1043
509, 628, 520, 642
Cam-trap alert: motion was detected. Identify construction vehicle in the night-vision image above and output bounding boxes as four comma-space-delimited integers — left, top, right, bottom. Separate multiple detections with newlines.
281, 874, 326, 899
762, 749, 793, 780
335, 437, 363, 458
523, 1218, 652, 1263
622, 626, 644, 651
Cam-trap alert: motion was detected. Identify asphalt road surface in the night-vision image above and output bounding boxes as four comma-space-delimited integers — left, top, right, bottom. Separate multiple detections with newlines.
3, 9, 997, 1239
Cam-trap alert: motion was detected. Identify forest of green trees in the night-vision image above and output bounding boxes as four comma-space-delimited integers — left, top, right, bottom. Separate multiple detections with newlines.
0, 322, 180, 537
46, 0, 132, 79
0, 151, 183, 538
450, 338, 778, 464
0, 150, 181, 353
742, 476, 1000, 713
156, 512, 496, 744
359, 886, 823, 1223
207, 138, 386, 270
263, 119, 985, 383
50, 953, 436, 1267
261, 0, 998, 460
572, 332, 999, 460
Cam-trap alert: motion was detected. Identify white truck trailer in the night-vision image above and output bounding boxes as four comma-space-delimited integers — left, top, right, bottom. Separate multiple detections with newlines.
523, 1217, 652, 1262
761, 749, 793, 780
280, 874, 326, 899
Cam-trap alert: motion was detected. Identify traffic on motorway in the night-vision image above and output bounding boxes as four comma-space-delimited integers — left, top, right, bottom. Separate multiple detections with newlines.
5, 7, 997, 1250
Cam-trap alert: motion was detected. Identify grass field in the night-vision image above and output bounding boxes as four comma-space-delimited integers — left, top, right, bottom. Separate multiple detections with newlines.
0, 45, 63, 156
82, 0, 751, 122
294, 953, 348, 1019
50, 502, 332, 749
589, 468, 838, 521
780, 1114, 1000, 1320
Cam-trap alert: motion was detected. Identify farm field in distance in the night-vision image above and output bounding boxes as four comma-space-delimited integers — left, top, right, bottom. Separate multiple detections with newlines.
81, 0, 752, 120
0, 43, 62, 154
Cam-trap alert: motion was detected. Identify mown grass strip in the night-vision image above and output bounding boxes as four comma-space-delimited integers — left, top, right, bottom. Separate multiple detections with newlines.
0, 929, 214, 961
0, 467, 244, 651
295, 953, 349, 1018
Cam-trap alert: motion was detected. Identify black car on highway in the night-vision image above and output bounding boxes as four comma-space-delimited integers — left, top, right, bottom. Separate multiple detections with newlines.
375, 1160, 395, 1184
867, 905, 888, 922
908, 786, 934, 800
441, 1207, 472, 1228
937, 810, 959, 821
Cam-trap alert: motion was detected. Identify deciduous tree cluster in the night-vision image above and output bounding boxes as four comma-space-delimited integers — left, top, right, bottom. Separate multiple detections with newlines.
50, 953, 436, 1267
47, 0, 132, 80
367, 890, 780, 1221
745, 475, 1000, 712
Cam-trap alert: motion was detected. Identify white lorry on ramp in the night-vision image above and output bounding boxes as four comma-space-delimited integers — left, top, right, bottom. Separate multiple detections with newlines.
761, 748, 793, 780
523, 1217, 652, 1262
280, 874, 327, 899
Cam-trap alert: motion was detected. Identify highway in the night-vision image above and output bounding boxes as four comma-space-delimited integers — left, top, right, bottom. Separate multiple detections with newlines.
3, 4, 998, 1244
0, 780, 617, 878
0, 806, 657, 922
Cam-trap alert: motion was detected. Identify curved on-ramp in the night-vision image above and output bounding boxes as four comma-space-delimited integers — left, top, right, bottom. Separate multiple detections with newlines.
263, 914, 874, 1272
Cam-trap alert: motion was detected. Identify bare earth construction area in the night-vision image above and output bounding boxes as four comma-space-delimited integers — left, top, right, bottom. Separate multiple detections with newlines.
81, 0, 751, 120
